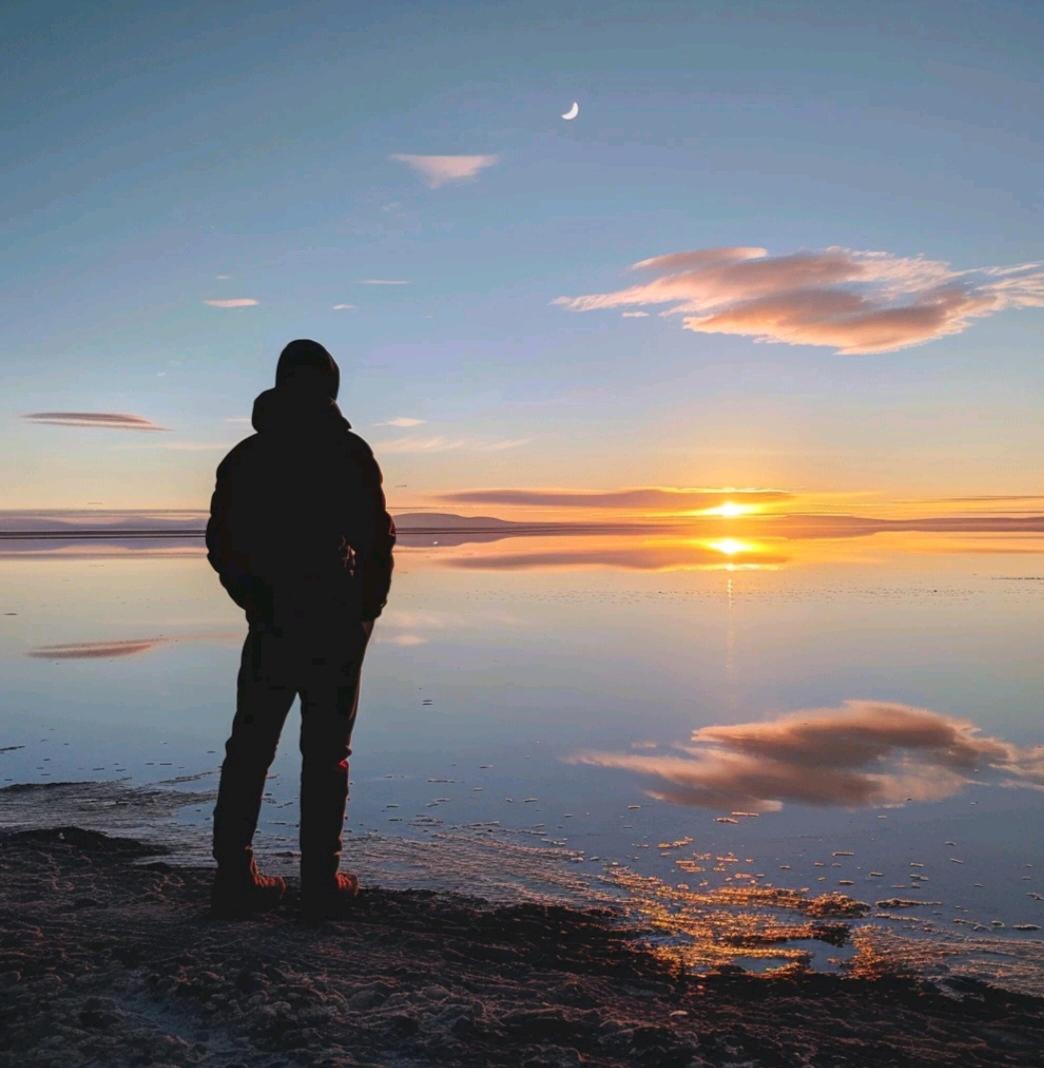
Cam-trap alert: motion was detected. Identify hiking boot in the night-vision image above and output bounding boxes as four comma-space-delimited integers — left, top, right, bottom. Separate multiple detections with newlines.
301, 871, 359, 920
210, 858, 287, 918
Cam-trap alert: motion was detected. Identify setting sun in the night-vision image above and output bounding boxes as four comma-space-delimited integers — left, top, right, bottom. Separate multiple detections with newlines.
707, 501, 753, 518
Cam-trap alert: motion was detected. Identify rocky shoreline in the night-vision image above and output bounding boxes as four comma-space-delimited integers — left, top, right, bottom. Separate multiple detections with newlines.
2, 825, 1043, 1067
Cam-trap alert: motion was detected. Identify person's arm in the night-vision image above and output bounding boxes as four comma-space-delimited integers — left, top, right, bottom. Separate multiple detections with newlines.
206, 452, 270, 620
349, 437, 396, 621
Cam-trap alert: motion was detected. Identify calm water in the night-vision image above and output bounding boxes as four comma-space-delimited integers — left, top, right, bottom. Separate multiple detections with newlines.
2, 528, 1042, 987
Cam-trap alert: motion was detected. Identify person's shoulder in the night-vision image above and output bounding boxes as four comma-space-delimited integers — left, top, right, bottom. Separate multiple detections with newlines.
216, 434, 261, 476
343, 428, 376, 461
341, 427, 373, 452
338, 428, 385, 484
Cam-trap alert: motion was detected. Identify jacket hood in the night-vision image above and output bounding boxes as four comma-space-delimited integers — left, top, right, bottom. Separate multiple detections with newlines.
275, 339, 340, 399
251, 387, 352, 436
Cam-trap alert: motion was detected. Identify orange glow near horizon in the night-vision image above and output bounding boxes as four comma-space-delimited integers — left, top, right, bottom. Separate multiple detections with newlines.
705, 501, 756, 518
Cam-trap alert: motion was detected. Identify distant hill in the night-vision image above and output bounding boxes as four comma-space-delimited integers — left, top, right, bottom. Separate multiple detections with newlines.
391, 512, 517, 530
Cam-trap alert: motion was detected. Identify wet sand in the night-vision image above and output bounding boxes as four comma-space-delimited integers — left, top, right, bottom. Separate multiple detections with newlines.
2, 825, 1043, 1067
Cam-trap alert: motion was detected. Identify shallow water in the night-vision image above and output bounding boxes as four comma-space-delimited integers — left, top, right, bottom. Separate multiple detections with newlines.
2, 528, 1042, 988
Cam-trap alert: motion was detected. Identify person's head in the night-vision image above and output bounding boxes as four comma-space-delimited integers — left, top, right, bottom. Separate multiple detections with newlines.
275, 339, 340, 399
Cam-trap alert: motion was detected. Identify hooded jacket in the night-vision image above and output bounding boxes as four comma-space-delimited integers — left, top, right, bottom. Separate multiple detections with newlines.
206, 385, 395, 626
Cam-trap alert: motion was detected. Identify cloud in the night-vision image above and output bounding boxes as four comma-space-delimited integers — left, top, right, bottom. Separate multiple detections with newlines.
376, 417, 427, 428
437, 487, 792, 511
357, 279, 410, 286
555, 246, 1044, 354
622, 311, 649, 318
377, 435, 529, 455
390, 153, 499, 188
571, 701, 1044, 812
917, 495, 1044, 504
203, 298, 258, 308
331, 303, 356, 311
22, 412, 166, 431
150, 441, 231, 451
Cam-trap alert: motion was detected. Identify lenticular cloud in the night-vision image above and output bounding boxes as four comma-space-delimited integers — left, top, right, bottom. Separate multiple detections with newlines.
555, 246, 1044, 354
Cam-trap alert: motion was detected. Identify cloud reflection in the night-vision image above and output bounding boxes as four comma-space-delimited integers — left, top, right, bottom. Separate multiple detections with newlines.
27, 630, 240, 660
28, 638, 168, 660
572, 701, 1044, 812
448, 537, 790, 572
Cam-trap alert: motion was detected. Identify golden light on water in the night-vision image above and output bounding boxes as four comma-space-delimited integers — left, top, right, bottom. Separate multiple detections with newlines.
706, 537, 752, 557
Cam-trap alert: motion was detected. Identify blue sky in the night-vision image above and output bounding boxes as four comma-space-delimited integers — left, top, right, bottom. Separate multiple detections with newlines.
3, 0, 1043, 514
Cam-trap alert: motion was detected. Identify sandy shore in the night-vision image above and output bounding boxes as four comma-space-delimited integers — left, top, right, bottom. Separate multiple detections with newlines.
2, 825, 1043, 1067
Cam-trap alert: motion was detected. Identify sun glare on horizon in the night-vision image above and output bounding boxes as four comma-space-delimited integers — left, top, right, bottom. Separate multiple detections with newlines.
706, 501, 754, 518
705, 537, 751, 556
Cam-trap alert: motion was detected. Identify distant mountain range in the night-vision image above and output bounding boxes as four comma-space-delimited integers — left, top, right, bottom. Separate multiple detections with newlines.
1, 508, 1041, 544
0, 511, 527, 536
392, 512, 519, 530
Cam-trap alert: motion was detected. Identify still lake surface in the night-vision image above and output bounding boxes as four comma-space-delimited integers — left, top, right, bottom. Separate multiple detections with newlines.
2, 527, 1042, 987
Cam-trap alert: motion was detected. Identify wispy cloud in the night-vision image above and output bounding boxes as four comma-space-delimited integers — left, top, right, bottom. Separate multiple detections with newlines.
377, 435, 529, 455
437, 487, 791, 511
22, 412, 166, 431
331, 303, 356, 311
376, 417, 426, 428
357, 279, 410, 286
916, 495, 1044, 504
555, 246, 1044, 354
151, 441, 231, 452
390, 153, 499, 188
571, 700, 1044, 812
203, 298, 258, 308
621, 311, 649, 318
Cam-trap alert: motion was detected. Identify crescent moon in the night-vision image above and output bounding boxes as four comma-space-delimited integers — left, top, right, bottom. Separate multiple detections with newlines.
561, 101, 580, 121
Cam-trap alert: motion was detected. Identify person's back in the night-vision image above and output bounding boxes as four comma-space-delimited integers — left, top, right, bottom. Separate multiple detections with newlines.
206, 339, 395, 919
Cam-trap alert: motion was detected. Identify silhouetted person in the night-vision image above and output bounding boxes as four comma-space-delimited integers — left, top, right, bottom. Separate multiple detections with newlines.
206, 339, 395, 919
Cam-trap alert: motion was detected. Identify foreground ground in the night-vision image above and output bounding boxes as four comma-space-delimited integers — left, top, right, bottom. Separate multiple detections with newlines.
1, 827, 1042, 1067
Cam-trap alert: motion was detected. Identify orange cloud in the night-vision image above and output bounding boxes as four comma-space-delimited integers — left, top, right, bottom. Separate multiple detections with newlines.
438, 487, 791, 511
390, 153, 498, 188
571, 700, 1044, 812
555, 246, 1044, 354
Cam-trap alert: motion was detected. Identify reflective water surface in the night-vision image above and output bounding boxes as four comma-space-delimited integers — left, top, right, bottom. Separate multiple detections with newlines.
2, 528, 1042, 989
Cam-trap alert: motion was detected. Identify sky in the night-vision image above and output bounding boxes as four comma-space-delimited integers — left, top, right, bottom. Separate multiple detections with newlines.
2, 0, 1043, 521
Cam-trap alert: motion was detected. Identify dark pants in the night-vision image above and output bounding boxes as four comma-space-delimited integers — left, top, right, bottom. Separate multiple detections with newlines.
212, 619, 373, 883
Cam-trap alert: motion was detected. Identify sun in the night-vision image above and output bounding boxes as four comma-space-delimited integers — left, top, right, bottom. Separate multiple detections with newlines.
706, 500, 751, 518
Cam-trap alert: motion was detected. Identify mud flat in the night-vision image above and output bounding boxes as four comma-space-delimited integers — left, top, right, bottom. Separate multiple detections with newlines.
2, 822, 1043, 1068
